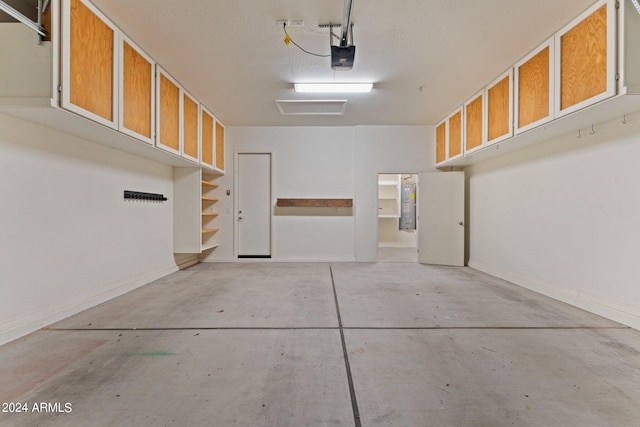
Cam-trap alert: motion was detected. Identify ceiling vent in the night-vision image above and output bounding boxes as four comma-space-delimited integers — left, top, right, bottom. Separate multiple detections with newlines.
275, 100, 347, 115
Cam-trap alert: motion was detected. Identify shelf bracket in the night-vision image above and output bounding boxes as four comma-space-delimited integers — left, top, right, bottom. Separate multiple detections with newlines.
0, 0, 48, 40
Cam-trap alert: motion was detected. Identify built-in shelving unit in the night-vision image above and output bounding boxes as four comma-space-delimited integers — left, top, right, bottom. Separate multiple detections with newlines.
174, 168, 222, 253
200, 170, 221, 251
378, 174, 401, 218
435, 0, 640, 169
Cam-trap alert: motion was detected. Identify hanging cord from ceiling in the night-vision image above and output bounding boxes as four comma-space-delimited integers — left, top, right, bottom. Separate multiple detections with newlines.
282, 23, 330, 58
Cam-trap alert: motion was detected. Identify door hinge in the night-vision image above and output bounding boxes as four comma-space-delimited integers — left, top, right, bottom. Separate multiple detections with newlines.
615, 0, 620, 9
616, 73, 620, 81
57, 85, 62, 92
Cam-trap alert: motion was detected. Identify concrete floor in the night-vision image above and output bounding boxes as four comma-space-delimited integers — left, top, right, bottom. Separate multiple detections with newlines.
378, 247, 418, 263
1, 263, 640, 426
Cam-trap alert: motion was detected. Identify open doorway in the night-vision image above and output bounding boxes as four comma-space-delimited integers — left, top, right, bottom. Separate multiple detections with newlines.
377, 173, 418, 262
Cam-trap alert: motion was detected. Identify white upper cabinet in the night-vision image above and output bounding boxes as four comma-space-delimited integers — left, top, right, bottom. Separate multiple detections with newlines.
554, 0, 616, 118
61, 0, 118, 129
182, 89, 201, 163
485, 68, 514, 146
155, 66, 182, 156
119, 34, 155, 145
0, 0, 225, 170
435, 0, 640, 168
463, 90, 486, 155
514, 37, 555, 135
434, 107, 464, 166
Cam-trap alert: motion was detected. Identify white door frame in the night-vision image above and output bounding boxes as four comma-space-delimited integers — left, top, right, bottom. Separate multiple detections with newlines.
233, 151, 274, 260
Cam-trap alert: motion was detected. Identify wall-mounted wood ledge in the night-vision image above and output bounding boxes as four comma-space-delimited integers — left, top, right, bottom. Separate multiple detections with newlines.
276, 198, 353, 207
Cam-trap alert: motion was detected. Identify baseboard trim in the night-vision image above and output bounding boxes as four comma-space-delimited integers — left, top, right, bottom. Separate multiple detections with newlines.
245, 257, 356, 263
200, 257, 360, 263
176, 254, 199, 270
0, 263, 180, 346
469, 259, 640, 330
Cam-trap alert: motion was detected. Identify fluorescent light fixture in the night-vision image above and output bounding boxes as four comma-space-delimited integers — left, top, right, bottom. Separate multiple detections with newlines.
294, 83, 373, 93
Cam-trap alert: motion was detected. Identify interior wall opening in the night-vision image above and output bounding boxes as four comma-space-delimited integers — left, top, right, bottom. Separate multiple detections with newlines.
377, 173, 418, 262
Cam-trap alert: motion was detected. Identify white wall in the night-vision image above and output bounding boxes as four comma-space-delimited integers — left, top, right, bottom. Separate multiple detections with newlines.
0, 114, 183, 345
355, 126, 434, 261
203, 125, 433, 262
467, 112, 640, 329
206, 126, 356, 262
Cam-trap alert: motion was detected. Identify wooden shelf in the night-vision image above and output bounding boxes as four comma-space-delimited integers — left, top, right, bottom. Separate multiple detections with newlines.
201, 228, 219, 234
276, 198, 353, 208
202, 212, 219, 217
201, 242, 219, 251
201, 197, 219, 202
201, 181, 219, 188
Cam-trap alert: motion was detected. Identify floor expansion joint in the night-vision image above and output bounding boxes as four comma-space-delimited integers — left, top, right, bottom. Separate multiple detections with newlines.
330, 263, 362, 427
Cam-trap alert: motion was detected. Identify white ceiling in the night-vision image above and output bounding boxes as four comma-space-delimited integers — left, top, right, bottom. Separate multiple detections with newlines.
89, 0, 594, 127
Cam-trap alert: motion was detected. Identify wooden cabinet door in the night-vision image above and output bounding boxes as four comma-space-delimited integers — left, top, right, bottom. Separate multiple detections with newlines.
555, 0, 616, 117
486, 69, 513, 145
200, 107, 215, 168
215, 121, 225, 172
62, 0, 117, 128
447, 108, 463, 160
119, 35, 154, 144
435, 120, 447, 165
435, 107, 464, 167
182, 91, 200, 162
464, 90, 485, 154
156, 67, 181, 155
515, 38, 554, 134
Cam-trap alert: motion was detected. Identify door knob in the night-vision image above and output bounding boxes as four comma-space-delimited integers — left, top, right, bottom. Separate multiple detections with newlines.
459, 221, 464, 226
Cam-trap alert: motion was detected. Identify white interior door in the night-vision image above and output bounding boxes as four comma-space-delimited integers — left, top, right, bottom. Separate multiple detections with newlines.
238, 153, 271, 258
418, 171, 465, 266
